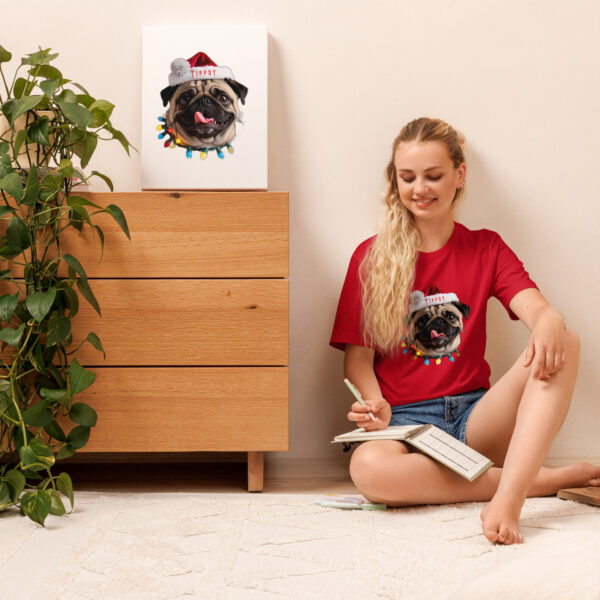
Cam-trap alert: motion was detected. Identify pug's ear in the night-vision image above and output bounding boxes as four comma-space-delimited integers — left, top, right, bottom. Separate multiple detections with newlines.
160, 86, 177, 107
225, 79, 248, 105
453, 302, 471, 320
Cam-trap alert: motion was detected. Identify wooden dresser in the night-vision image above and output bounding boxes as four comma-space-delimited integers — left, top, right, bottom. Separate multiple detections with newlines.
58, 191, 289, 491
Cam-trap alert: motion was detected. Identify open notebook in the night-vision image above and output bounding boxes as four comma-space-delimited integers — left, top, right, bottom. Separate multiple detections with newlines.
332, 424, 493, 482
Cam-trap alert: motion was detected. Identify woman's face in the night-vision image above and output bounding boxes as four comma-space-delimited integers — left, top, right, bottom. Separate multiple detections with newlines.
394, 140, 466, 223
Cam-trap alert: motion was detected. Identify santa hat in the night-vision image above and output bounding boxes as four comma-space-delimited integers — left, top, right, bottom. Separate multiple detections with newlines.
168, 52, 235, 86
408, 290, 459, 314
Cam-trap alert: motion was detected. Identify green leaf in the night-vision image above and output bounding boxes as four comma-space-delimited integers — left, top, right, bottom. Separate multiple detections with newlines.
0, 482, 12, 510
0, 390, 9, 417
46, 314, 71, 346
69, 402, 97, 427
94, 225, 105, 261
107, 125, 132, 155
0, 322, 25, 346
72, 131, 97, 169
27, 116, 50, 146
26, 287, 56, 322
104, 204, 130, 240
0, 45, 12, 63
6, 95, 44, 125
55, 446, 75, 460
20, 489, 52, 526
86, 332, 105, 358
24, 49, 59, 66
62, 253, 87, 280
19, 438, 55, 471
90, 170, 113, 192
88, 108, 106, 129
76, 94, 94, 108
59, 158, 73, 177
54, 98, 91, 128
6, 216, 30, 251
29, 339, 47, 375
57, 282, 79, 318
0, 141, 9, 155
69, 358, 96, 395
6, 215, 30, 250
29, 64, 62, 80
40, 387, 69, 403
58, 89, 77, 103
3, 469, 25, 502
56, 472, 74, 508
66, 425, 90, 450
23, 400, 53, 427
22, 165, 40, 206
40, 79, 60, 97
48, 489, 67, 516
0, 172, 24, 202
90, 99, 114, 119
43, 420, 67, 442
0, 292, 19, 321
13, 129, 27, 156
77, 277, 101, 315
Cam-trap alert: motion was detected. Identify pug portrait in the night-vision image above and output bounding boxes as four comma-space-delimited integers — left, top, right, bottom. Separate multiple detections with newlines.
159, 52, 248, 153
406, 288, 470, 357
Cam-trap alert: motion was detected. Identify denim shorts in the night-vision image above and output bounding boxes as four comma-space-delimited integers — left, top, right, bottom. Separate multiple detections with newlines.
388, 388, 488, 445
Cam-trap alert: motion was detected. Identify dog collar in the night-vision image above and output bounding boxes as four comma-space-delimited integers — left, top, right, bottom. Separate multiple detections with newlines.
401, 338, 461, 366
156, 116, 234, 159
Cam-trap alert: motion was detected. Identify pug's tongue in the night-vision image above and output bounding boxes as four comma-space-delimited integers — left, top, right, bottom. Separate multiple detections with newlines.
430, 330, 445, 339
195, 111, 215, 124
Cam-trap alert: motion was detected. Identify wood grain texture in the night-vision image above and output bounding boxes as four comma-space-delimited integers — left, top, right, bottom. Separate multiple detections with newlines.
55, 367, 289, 452
71, 279, 288, 365
57, 192, 289, 278
247, 451, 265, 492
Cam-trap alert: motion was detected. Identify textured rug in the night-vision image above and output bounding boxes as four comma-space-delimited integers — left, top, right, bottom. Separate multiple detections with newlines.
1, 492, 600, 600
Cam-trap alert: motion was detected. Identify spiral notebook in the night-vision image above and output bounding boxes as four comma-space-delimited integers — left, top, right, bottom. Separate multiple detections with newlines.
332, 424, 493, 482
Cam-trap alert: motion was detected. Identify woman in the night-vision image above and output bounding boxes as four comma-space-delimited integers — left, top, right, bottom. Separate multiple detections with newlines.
330, 117, 600, 545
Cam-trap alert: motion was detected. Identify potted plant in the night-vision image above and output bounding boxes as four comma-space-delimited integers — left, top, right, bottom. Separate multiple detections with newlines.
0, 45, 132, 526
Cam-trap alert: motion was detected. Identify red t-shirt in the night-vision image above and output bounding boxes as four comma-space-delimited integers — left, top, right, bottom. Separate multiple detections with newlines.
329, 222, 538, 406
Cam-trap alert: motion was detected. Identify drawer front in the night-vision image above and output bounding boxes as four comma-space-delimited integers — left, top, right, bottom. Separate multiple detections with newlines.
58, 192, 289, 278
56, 367, 289, 452
71, 279, 288, 366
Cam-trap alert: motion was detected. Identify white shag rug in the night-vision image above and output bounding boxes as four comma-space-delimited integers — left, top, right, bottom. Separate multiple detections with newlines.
1, 492, 600, 600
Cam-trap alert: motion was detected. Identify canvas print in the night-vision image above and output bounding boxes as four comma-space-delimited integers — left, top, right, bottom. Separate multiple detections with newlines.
142, 26, 267, 190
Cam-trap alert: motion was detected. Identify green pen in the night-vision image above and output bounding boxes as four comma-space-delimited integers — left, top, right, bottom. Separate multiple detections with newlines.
344, 378, 376, 422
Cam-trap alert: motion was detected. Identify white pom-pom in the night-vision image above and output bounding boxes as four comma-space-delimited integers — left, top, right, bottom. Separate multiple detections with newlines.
408, 290, 425, 313
171, 58, 189, 76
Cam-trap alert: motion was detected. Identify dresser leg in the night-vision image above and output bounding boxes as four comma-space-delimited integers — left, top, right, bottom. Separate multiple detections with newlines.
247, 451, 264, 492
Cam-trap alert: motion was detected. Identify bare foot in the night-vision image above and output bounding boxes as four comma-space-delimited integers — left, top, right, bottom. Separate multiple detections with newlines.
550, 462, 600, 490
480, 492, 525, 545
480, 463, 600, 546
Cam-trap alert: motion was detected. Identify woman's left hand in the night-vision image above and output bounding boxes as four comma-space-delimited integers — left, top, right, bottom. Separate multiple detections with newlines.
523, 308, 567, 380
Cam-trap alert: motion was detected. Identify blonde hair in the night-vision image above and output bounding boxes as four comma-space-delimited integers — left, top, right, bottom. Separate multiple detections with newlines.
359, 117, 466, 356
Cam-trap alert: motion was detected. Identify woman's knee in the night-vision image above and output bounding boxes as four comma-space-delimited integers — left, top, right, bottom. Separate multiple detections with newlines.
565, 328, 581, 357
349, 440, 408, 489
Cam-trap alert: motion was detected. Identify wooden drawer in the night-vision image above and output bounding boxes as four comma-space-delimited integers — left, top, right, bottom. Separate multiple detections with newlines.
71, 279, 288, 366
57, 367, 289, 453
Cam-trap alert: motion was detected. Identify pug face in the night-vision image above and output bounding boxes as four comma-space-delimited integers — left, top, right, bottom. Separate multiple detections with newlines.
160, 78, 247, 149
406, 302, 470, 357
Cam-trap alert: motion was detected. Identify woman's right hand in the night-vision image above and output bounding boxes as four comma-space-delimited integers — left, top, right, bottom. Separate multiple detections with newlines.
347, 396, 391, 431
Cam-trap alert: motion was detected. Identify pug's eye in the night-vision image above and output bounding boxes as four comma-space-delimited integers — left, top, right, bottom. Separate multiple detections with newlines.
179, 91, 194, 106
416, 315, 429, 328
219, 93, 231, 105
444, 311, 458, 322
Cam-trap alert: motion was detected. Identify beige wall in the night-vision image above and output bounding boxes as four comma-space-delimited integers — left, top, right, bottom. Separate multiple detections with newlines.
4, 0, 599, 466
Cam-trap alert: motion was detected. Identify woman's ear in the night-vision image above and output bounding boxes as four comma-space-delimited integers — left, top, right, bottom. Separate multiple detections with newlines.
457, 162, 467, 188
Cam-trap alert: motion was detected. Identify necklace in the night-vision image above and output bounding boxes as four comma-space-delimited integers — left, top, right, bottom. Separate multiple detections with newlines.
156, 116, 234, 159
401, 338, 460, 366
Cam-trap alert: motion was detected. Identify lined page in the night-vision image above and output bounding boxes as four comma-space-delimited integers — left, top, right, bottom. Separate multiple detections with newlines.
408, 426, 493, 481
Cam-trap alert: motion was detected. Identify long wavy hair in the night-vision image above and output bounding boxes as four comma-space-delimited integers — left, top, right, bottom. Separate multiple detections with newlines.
359, 117, 466, 356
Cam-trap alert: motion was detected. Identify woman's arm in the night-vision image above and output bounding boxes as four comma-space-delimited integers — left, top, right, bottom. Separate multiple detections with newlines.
344, 344, 391, 430
508, 288, 567, 380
